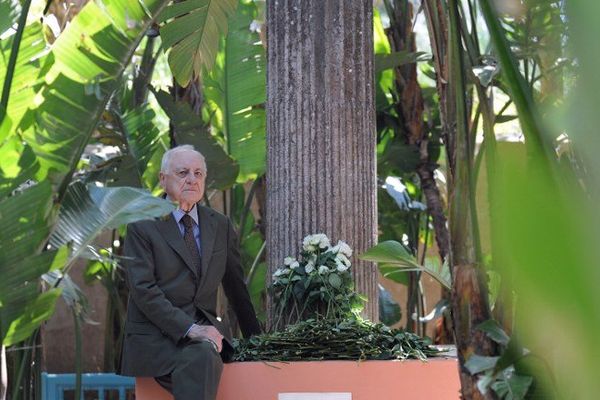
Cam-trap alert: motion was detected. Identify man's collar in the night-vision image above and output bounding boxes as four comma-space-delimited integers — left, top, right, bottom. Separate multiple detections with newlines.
169, 199, 199, 226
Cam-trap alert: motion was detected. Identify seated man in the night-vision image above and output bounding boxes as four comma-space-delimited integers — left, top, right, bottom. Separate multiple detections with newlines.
120, 145, 261, 400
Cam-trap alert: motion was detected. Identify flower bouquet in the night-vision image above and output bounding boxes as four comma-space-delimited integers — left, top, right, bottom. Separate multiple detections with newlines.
232, 234, 442, 362
270, 234, 365, 330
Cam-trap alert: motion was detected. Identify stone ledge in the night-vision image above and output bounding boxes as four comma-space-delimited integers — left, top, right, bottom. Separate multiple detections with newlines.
136, 358, 460, 400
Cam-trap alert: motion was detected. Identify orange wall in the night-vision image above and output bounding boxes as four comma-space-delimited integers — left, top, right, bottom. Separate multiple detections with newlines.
137, 359, 460, 400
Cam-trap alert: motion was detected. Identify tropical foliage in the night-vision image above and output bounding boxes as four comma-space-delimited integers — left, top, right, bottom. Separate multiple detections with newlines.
2, 0, 600, 399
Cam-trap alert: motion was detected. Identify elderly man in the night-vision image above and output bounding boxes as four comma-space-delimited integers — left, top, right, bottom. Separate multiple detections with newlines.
120, 145, 261, 400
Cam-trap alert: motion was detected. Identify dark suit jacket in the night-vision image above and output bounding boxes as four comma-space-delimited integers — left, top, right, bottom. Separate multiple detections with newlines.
120, 204, 261, 377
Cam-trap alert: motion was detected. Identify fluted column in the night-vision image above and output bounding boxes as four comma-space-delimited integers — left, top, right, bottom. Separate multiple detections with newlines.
266, 0, 378, 326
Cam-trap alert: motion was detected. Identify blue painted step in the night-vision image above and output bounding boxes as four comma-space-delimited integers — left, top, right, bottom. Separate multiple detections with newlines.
41, 373, 135, 400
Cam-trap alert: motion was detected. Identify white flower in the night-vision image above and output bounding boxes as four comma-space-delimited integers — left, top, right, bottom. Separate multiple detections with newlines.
325, 244, 338, 254
335, 258, 349, 272
305, 262, 315, 274
273, 267, 292, 279
336, 253, 351, 267
318, 265, 329, 275
303, 233, 331, 251
318, 235, 331, 249
284, 256, 295, 266
336, 263, 349, 272
302, 235, 316, 251
336, 240, 353, 257
290, 261, 300, 269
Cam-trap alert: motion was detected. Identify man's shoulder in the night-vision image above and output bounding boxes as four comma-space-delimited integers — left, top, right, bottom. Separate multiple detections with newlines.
127, 217, 162, 231
197, 204, 229, 224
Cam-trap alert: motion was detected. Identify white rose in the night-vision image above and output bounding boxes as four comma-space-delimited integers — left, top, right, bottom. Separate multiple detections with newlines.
336, 241, 353, 257
290, 261, 300, 269
302, 235, 315, 251
272, 268, 284, 278
336, 253, 351, 267
318, 235, 331, 249
336, 263, 349, 272
318, 265, 329, 275
284, 257, 295, 266
305, 262, 315, 274
325, 244, 338, 254
335, 258, 349, 272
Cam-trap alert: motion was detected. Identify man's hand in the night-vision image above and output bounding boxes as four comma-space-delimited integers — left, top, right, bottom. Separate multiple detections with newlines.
186, 324, 224, 353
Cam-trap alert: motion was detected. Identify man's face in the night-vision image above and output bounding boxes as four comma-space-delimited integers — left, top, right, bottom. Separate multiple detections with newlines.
159, 151, 206, 209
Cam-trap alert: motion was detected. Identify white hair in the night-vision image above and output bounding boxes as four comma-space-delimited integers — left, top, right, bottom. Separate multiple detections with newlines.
160, 145, 207, 173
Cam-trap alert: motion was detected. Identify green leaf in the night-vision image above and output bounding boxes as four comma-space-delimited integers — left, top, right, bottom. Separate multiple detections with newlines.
0, 249, 63, 337
204, 0, 266, 181
0, 181, 54, 268
0, 137, 39, 198
151, 88, 239, 190
49, 181, 175, 264
380, 141, 421, 175
0, 21, 48, 127
494, 336, 526, 374
378, 284, 401, 326
42, 271, 93, 321
20, 0, 171, 192
374, 51, 430, 74
363, 242, 451, 289
373, 9, 394, 111
465, 354, 500, 374
360, 241, 420, 267
160, 0, 238, 86
378, 265, 409, 285
3, 289, 62, 346
491, 373, 533, 400
121, 106, 163, 176
493, 115, 518, 124
0, 0, 20, 36
0, 181, 60, 344
477, 319, 510, 346
328, 273, 342, 289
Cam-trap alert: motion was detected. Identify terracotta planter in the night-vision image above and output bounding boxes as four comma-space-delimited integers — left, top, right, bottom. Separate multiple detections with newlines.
136, 358, 460, 400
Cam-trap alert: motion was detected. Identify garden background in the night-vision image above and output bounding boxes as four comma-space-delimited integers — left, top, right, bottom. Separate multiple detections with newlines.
1, 0, 600, 399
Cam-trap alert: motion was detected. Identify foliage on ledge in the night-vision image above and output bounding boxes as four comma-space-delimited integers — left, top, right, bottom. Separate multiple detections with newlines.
232, 317, 445, 362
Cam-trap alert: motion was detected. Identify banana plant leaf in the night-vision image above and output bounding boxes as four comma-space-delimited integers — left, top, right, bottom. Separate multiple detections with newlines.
0, 21, 48, 127
360, 241, 451, 289
49, 181, 175, 266
159, 0, 238, 87
91, 104, 164, 187
203, 0, 266, 181
0, 0, 20, 36
0, 181, 62, 345
0, 137, 39, 198
122, 106, 163, 176
152, 89, 238, 190
18, 0, 171, 194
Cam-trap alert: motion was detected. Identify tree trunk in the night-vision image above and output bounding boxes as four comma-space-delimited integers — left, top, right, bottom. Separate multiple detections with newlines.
266, 0, 378, 328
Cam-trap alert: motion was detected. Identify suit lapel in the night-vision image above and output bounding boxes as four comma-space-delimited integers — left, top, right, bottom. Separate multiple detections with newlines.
157, 214, 199, 280
197, 205, 217, 288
